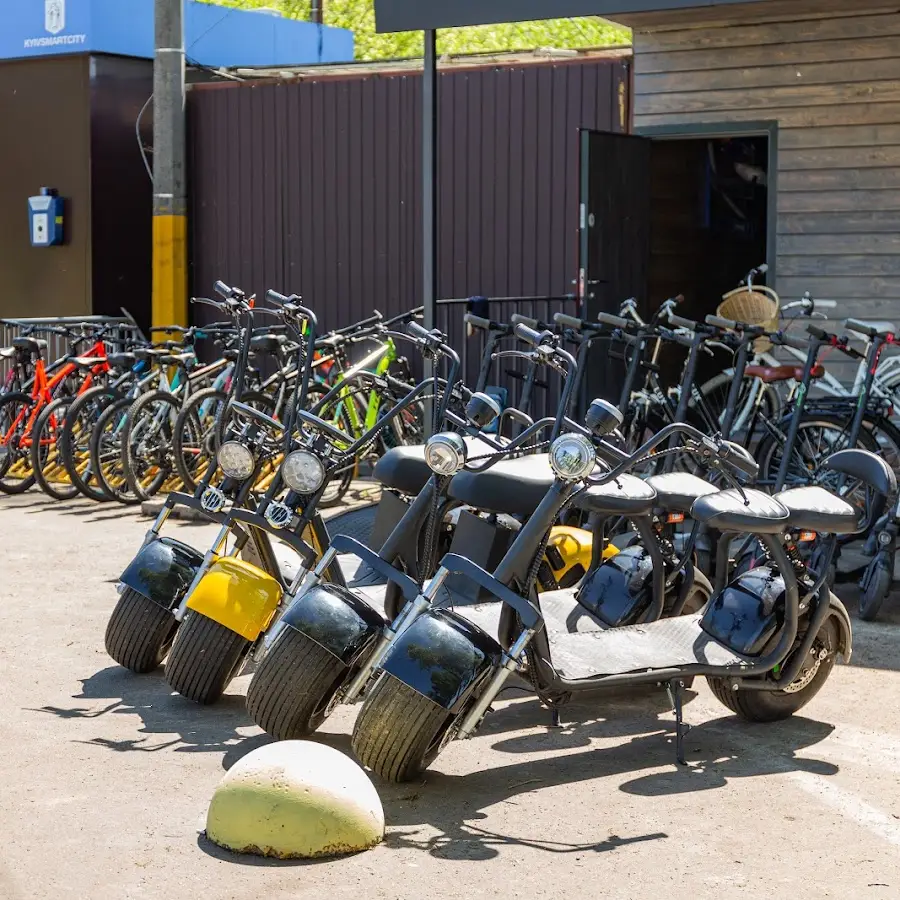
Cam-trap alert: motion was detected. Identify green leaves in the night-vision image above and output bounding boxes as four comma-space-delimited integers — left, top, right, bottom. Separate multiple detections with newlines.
197, 1, 630, 61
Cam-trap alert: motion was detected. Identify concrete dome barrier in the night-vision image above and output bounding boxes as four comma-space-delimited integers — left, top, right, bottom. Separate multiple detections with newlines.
206, 740, 384, 858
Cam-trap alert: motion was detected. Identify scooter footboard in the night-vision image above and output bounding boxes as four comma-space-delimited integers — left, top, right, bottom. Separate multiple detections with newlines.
381, 609, 503, 713
278, 583, 387, 664
119, 537, 205, 610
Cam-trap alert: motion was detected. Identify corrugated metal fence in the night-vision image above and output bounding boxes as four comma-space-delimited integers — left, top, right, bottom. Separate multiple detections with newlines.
188, 54, 629, 326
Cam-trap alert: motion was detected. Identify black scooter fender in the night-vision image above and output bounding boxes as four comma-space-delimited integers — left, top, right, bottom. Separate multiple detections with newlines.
381, 609, 503, 713
826, 591, 853, 662
279, 583, 387, 665
119, 537, 205, 610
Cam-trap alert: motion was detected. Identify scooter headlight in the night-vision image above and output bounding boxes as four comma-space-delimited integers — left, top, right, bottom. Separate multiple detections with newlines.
424, 432, 467, 476
549, 433, 595, 481
282, 450, 326, 494
216, 441, 255, 481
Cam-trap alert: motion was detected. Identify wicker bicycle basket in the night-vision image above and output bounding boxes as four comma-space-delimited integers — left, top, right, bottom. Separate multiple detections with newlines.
717, 285, 780, 352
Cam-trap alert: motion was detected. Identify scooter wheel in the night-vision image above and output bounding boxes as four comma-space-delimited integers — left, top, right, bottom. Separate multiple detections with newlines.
706, 619, 837, 722
858, 560, 892, 623
351, 673, 454, 783
246, 628, 347, 740
105, 588, 179, 673
165, 612, 250, 704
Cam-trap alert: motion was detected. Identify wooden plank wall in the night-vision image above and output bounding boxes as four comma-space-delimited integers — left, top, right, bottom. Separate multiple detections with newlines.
632, 8, 900, 323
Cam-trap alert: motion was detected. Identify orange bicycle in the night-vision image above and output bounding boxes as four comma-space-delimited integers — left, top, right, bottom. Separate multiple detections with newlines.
0, 326, 111, 495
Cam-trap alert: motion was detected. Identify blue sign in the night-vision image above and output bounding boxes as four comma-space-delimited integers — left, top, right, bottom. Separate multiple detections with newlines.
0, 0, 354, 66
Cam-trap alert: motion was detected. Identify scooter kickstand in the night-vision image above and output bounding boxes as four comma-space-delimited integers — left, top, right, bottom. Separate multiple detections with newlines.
550, 707, 562, 728
666, 679, 691, 766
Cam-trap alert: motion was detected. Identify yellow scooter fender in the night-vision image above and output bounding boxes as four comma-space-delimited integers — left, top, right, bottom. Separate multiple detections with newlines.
186, 558, 283, 642
546, 525, 617, 588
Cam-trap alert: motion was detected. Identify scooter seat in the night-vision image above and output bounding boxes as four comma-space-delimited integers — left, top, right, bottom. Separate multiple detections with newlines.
774, 486, 860, 535
449, 454, 554, 516
575, 474, 656, 516
691, 488, 790, 534
646, 471, 718, 513
375, 436, 503, 497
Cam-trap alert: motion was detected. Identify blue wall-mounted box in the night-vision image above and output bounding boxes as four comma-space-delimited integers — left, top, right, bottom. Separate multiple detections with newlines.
0, 0, 354, 66
29, 188, 65, 247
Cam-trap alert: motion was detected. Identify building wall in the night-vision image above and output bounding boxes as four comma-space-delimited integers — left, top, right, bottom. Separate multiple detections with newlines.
632, 7, 900, 321
0, 56, 92, 319
188, 55, 630, 332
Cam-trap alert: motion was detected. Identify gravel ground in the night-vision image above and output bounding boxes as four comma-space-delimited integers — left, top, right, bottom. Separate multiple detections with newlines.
3, 491, 900, 899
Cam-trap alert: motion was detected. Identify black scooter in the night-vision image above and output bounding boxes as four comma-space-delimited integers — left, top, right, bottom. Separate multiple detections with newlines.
350, 407, 892, 782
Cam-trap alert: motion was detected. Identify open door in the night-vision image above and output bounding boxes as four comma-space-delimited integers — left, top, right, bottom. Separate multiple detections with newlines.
579, 130, 651, 404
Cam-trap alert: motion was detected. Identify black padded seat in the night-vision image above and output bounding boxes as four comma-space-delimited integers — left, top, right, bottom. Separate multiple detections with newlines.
575, 474, 657, 516
825, 449, 897, 500
449, 453, 554, 516
691, 488, 790, 534
250, 334, 288, 354
646, 471, 718, 513
774, 486, 860, 535
106, 352, 136, 368
12, 337, 46, 353
374, 436, 504, 497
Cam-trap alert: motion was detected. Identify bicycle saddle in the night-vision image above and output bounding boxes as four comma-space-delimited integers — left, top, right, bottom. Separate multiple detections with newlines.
12, 337, 46, 353
374, 435, 504, 497
133, 347, 170, 362
773, 486, 859, 535
743, 364, 824, 384
645, 471, 718, 513
158, 352, 195, 365
72, 356, 106, 368
223, 348, 239, 362
106, 352, 136, 368
574, 474, 657, 516
691, 489, 790, 533
0, 347, 16, 359
448, 454, 554, 516
250, 334, 288, 354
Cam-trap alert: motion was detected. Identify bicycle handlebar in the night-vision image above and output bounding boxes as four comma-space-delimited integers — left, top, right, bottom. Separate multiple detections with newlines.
596, 311, 630, 329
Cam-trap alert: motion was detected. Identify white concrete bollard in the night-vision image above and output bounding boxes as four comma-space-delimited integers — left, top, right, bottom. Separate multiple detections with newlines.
206, 740, 385, 858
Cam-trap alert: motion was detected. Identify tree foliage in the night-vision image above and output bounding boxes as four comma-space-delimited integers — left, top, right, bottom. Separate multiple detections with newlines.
199, 0, 630, 61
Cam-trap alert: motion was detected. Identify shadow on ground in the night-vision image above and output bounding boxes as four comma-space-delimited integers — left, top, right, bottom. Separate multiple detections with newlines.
34, 665, 255, 754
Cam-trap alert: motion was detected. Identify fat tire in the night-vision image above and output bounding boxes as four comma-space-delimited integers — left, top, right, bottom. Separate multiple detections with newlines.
246, 629, 348, 739
858, 560, 893, 622
165, 611, 250, 704
105, 587, 179, 673
707, 619, 838, 722
351, 673, 454, 782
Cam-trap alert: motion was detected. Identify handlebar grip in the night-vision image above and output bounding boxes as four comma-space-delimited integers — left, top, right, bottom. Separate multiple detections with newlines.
668, 313, 698, 331
510, 313, 540, 330
705, 314, 736, 330
464, 313, 491, 331
513, 322, 544, 347
778, 332, 809, 351
554, 312, 584, 330
671, 294, 686, 305
214, 281, 232, 299
266, 290, 289, 307
596, 312, 629, 329
718, 440, 759, 480
845, 319, 878, 338
406, 320, 433, 341
668, 330, 693, 349
757, 263, 769, 275
806, 324, 830, 341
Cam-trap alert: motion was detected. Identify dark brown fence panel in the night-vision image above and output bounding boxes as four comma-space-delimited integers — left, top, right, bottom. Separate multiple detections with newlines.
188, 56, 629, 416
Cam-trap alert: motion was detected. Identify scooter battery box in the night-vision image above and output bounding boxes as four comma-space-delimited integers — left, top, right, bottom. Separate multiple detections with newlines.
445, 510, 516, 605
368, 489, 411, 552
576, 545, 653, 627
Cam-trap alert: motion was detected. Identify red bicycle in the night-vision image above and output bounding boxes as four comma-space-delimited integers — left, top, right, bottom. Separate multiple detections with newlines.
0, 327, 110, 495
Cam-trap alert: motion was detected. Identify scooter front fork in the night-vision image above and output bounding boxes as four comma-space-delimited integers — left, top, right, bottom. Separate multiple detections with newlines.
456, 628, 535, 740
173, 524, 231, 621
343, 567, 451, 703
142, 501, 173, 547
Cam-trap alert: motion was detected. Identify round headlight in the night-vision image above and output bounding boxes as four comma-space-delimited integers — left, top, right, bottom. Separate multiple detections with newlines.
217, 441, 255, 480
549, 433, 595, 481
424, 432, 467, 476
282, 450, 326, 493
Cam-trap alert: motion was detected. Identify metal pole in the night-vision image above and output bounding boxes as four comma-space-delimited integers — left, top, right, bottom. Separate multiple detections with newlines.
152, 0, 187, 328
311, 0, 324, 25
422, 29, 438, 435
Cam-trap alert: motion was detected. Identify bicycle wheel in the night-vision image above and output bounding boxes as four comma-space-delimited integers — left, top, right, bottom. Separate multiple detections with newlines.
0, 392, 37, 494
90, 397, 140, 504
173, 387, 227, 492
60, 386, 121, 502
121, 390, 181, 500
31, 397, 80, 500
691, 370, 779, 441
